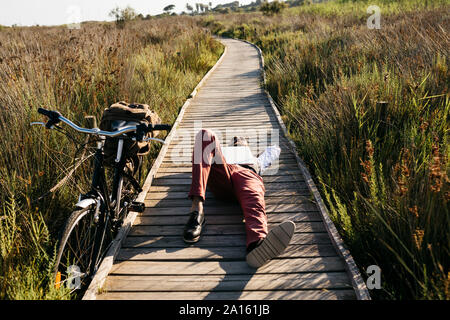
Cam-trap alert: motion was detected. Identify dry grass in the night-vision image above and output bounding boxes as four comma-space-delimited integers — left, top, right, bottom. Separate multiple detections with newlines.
0, 17, 222, 299
201, 0, 449, 299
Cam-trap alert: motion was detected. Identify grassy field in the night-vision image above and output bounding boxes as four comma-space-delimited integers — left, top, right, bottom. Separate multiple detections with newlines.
201, 0, 449, 300
0, 17, 223, 299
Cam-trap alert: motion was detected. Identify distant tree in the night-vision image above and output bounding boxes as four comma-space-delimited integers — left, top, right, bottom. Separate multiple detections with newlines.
195, 3, 200, 12
186, 3, 194, 14
109, 6, 137, 28
219, 8, 231, 14
163, 4, 176, 14
260, 0, 287, 15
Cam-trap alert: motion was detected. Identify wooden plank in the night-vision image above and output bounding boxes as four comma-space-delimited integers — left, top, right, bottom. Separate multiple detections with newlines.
168, 145, 293, 153
110, 257, 346, 275
162, 157, 296, 164
192, 98, 269, 103
162, 155, 296, 163
158, 162, 296, 170
151, 175, 304, 186
143, 203, 319, 215
148, 183, 310, 193
104, 272, 351, 292
166, 144, 293, 152
156, 166, 302, 175
168, 136, 288, 142
134, 212, 322, 225
178, 121, 280, 127
173, 125, 281, 130
144, 200, 316, 210
122, 233, 333, 248
182, 115, 272, 119
146, 190, 311, 199
116, 244, 337, 261
168, 135, 288, 141
185, 104, 273, 109
144, 196, 314, 208
128, 222, 325, 236
97, 289, 356, 300
153, 171, 303, 180
178, 124, 279, 129
164, 153, 295, 161
146, 186, 312, 199
180, 116, 278, 121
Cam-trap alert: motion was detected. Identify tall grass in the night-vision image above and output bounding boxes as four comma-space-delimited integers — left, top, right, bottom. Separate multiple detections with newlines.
202, 0, 449, 299
0, 17, 223, 299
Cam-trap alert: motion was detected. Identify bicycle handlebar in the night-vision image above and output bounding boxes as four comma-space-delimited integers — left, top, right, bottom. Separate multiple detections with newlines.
36, 107, 171, 140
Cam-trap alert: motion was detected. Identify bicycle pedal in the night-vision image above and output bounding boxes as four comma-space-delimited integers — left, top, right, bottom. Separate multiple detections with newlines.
130, 201, 145, 213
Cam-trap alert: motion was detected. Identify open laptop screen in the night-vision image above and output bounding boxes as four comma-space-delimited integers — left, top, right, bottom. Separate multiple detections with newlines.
221, 146, 256, 165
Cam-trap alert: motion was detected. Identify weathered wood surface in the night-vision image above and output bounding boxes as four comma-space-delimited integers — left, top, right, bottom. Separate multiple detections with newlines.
97, 38, 364, 300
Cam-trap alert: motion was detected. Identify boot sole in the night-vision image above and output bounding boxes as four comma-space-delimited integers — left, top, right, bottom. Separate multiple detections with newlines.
246, 221, 296, 268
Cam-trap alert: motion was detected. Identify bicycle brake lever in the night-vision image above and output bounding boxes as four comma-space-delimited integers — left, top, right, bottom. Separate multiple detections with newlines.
135, 123, 147, 142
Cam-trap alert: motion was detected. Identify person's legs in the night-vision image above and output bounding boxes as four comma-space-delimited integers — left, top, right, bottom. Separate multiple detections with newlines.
185, 129, 234, 243
231, 167, 268, 248
231, 166, 296, 269
188, 129, 233, 202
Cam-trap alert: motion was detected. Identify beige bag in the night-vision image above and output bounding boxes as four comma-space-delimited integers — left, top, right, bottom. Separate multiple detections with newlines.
99, 101, 161, 165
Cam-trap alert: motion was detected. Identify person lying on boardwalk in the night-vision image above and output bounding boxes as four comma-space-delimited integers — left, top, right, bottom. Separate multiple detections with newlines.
184, 129, 296, 268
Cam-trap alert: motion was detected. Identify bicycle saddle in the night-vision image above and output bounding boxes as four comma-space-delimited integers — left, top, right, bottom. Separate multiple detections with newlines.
110, 120, 140, 132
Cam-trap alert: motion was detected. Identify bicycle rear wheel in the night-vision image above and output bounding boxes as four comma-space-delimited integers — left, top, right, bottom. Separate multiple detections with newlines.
53, 204, 113, 299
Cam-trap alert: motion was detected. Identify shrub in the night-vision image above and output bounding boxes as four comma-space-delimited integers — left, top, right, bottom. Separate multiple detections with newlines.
109, 6, 137, 28
260, 0, 287, 15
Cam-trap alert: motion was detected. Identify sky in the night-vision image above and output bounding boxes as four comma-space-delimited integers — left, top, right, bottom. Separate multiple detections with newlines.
0, 0, 254, 27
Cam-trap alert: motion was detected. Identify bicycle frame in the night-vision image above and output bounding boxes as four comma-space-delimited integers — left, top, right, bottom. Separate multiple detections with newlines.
80, 137, 129, 275
84, 137, 127, 219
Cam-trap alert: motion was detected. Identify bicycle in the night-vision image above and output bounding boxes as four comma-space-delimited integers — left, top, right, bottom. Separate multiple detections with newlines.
32, 108, 171, 298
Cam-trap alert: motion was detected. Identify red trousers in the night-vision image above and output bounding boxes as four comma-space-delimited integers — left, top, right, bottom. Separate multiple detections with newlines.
188, 129, 268, 247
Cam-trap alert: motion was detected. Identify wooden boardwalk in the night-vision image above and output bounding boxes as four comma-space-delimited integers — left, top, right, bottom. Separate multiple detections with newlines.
93, 38, 369, 300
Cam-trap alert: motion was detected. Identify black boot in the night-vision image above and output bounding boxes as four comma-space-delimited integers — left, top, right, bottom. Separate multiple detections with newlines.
183, 210, 205, 243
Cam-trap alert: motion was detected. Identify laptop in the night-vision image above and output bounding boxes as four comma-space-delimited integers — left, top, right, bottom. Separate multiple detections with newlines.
221, 146, 256, 165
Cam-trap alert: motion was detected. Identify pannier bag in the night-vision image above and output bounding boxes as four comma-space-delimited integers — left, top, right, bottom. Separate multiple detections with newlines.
99, 101, 161, 166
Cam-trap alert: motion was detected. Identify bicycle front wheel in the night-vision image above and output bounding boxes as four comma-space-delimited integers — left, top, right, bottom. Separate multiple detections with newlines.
53, 204, 113, 299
